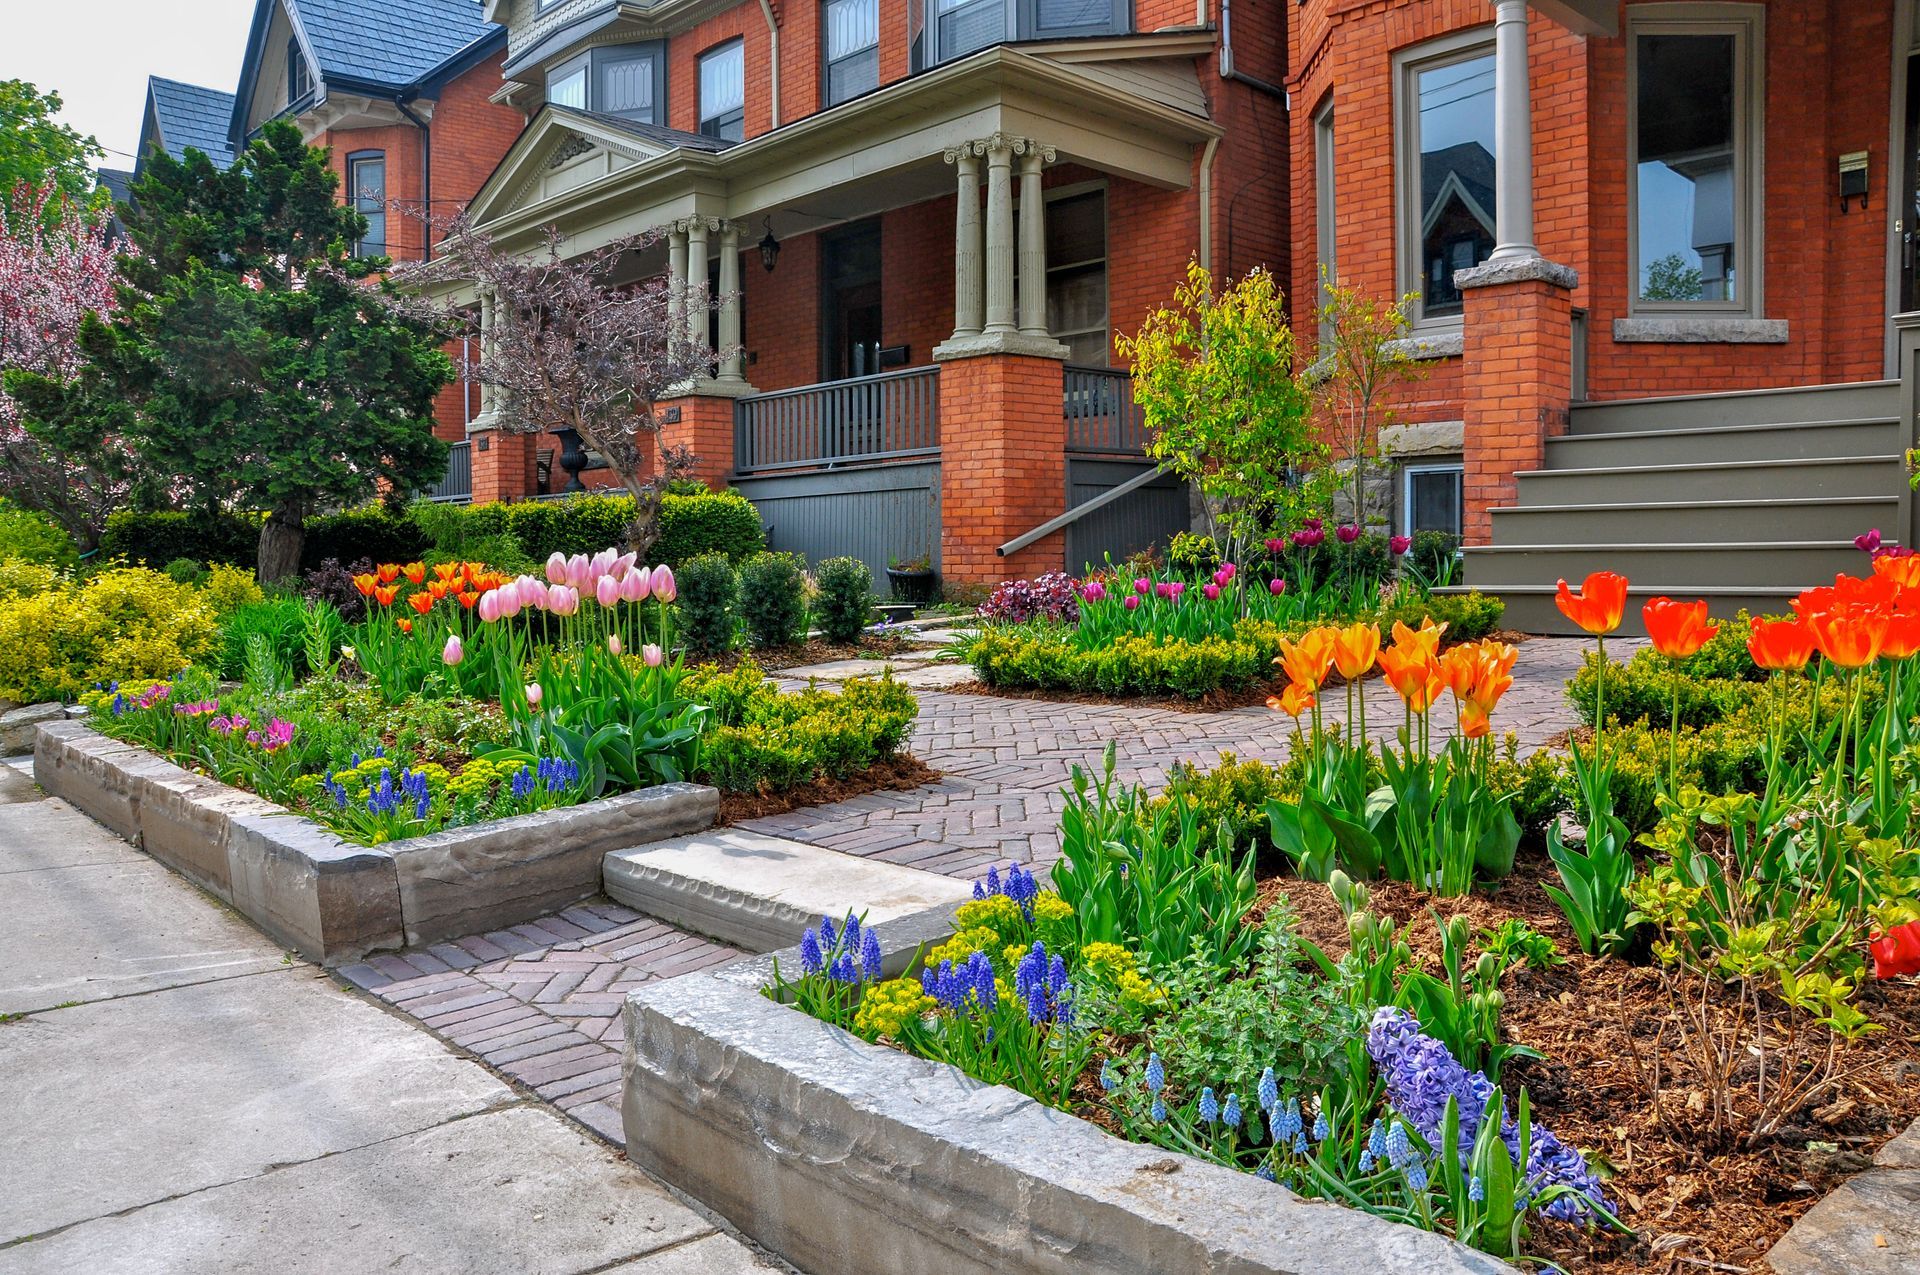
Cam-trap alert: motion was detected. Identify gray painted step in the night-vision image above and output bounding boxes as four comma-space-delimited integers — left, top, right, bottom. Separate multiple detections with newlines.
1489, 496, 1898, 545
1513, 455, 1901, 505
1469, 585, 1800, 637
1545, 418, 1898, 468
1462, 541, 1878, 590
1569, 379, 1900, 433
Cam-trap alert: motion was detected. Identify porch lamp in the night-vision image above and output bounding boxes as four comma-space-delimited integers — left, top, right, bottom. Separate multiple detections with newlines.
758, 219, 780, 272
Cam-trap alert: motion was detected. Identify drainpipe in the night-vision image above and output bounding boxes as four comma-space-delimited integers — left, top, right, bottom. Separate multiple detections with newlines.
759, 0, 782, 128
395, 94, 432, 262
1218, 0, 1286, 100
1197, 136, 1219, 276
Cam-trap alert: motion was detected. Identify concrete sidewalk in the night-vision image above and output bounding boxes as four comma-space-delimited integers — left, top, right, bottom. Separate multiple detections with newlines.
0, 780, 782, 1275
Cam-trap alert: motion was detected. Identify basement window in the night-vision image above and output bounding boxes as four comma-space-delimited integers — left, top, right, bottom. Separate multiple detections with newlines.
1401, 462, 1464, 539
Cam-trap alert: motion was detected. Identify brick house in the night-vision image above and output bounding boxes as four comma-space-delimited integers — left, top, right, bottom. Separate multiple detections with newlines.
1292, 0, 1920, 630
432, 0, 1289, 588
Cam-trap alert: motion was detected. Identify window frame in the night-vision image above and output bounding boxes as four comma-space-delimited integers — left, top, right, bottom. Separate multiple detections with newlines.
1625, 2, 1766, 318
287, 34, 312, 103
698, 39, 747, 142
345, 149, 387, 261
1313, 97, 1337, 349
822, 0, 882, 107
918, 0, 1131, 68
1399, 460, 1465, 540
1039, 181, 1110, 365
547, 53, 589, 109
1393, 27, 1497, 333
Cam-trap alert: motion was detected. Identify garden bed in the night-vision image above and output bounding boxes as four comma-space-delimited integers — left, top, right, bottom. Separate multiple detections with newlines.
714, 753, 940, 826
34, 719, 716, 962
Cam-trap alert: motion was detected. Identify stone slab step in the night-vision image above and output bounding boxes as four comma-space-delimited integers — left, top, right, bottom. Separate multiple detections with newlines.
1568, 379, 1899, 433
1488, 495, 1897, 545
1463, 541, 1877, 591
1766, 1120, 1920, 1274
1513, 454, 1902, 505
1457, 584, 1800, 637
603, 829, 974, 954
1545, 417, 1897, 468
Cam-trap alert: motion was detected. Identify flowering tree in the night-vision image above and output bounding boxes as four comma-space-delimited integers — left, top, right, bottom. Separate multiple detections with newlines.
405, 218, 726, 556
1313, 272, 1424, 529
0, 183, 132, 550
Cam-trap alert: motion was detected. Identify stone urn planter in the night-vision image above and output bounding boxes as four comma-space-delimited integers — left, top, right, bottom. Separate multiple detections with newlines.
885, 560, 939, 605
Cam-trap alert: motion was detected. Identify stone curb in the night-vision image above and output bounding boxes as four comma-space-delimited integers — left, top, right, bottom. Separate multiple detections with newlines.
622, 907, 1520, 1275
1766, 1119, 1920, 1273
34, 720, 718, 965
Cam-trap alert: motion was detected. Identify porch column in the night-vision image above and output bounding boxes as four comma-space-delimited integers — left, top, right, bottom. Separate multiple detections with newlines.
948, 146, 983, 339
1488, 0, 1538, 261
684, 216, 711, 355
474, 288, 496, 418
1017, 142, 1056, 339
982, 134, 1017, 336
716, 220, 745, 384
667, 224, 689, 344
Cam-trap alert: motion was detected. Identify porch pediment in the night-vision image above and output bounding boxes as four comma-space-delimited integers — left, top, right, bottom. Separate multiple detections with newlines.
466, 106, 726, 226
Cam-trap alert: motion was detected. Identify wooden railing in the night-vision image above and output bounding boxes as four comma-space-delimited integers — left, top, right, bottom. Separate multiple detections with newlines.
421, 440, 472, 503
1063, 364, 1148, 454
734, 366, 940, 474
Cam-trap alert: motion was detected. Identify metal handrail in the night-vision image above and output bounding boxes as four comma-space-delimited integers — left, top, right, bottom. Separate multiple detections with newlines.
998, 462, 1170, 557
735, 365, 940, 473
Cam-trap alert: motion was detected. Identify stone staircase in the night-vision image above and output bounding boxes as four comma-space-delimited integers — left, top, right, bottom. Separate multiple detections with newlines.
1459, 379, 1907, 635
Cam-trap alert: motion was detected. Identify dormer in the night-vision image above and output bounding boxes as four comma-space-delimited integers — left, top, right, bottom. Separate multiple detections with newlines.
488, 0, 735, 120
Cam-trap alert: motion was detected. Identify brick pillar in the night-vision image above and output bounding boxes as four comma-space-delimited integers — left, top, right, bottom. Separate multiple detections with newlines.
656, 394, 738, 490
468, 429, 536, 504
1457, 257, 1577, 546
936, 353, 1067, 585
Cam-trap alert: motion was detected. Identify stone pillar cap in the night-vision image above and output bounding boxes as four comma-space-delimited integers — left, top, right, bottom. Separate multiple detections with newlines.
1455, 256, 1578, 292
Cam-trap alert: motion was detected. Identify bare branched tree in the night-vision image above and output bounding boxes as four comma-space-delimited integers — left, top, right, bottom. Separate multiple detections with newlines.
405, 217, 734, 554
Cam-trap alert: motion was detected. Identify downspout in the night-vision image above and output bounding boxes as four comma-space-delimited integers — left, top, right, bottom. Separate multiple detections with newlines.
1197, 136, 1219, 276
396, 94, 433, 262
759, 0, 782, 128
1218, 0, 1287, 100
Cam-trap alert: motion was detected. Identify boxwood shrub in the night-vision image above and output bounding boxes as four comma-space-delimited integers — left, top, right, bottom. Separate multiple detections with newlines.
683, 662, 919, 792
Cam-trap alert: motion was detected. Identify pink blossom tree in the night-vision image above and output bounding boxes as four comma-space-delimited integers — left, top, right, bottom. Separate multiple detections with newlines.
0, 183, 132, 550
405, 219, 729, 555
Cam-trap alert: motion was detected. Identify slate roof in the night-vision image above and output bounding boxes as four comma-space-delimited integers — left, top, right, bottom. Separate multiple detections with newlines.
295, 0, 501, 90
146, 77, 239, 167
551, 107, 736, 153
95, 168, 136, 206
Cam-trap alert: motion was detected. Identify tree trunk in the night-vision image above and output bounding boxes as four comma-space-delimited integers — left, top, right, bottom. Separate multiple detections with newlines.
258, 504, 306, 585
619, 471, 663, 558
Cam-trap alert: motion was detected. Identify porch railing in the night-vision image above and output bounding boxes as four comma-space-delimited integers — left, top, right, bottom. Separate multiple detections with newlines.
1064, 364, 1148, 454
734, 366, 941, 474
421, 440, 472, 503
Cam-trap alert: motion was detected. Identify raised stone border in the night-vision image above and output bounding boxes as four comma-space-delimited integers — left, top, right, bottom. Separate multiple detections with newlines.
622, 904, 1520, 1275
1766, 1120, 1920, 1273
34, 720, 717, 965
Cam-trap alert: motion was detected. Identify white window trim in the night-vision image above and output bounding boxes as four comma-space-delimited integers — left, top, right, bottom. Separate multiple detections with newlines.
1626, 3, 1766, 318
1393, 26, 1496, 335
1399, 460, 1465, 540
698, 39, 747, 140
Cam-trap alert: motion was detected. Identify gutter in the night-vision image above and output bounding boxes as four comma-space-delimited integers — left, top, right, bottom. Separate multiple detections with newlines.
395, 94, 434, 262
1218, 0, 1286, 100
759, 0, 782, 128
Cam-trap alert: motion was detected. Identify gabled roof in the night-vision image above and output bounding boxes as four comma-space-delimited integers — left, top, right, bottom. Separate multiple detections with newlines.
95, 168, 136, 206
464, 104, 728, 226
144, 77, 239, 169
553, 107, 734, 155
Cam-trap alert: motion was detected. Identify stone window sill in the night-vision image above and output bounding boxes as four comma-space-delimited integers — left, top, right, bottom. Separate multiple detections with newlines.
1612, 316, 1789, 344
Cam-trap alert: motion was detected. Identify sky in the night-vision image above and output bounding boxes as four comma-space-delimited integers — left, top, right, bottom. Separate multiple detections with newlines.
1, 0, 258, 169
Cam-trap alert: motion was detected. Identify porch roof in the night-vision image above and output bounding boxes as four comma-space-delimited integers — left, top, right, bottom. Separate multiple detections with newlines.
1529, 0, 1616, 37
456, 42, 1220, 273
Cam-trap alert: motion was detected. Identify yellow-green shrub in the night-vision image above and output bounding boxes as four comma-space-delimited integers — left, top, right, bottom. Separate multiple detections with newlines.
199, 563, 265, 615
0, 567, 217, 702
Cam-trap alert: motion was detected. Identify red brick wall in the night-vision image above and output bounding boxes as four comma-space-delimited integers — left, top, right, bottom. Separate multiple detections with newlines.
938, 354, 1068, 583
1461, 275, 1572, 543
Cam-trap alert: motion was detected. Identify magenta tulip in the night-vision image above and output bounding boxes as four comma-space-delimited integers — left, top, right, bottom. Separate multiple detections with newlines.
1081, 581, 1107, 602
1124, 595, 1140, 611
1134, 577, 1151, 595
1389, 535, 1412, 556
1269, 578, 1287, 596
1203, 582, 1221, 600
651, 564, 677, 603
1336, 523, 1361, 545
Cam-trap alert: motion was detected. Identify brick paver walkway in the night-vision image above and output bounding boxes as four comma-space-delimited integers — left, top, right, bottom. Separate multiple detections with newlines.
339, 901, 740, 1144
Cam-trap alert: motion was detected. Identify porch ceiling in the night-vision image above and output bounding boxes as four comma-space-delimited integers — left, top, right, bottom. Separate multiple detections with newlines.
458, 44, 1220, 268
1530, 0, 1618, 37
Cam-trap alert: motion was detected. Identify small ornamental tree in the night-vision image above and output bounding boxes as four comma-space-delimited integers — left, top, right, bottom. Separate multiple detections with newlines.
12, 122, 453, 582
1117, 261, 1328, 568
1314, 271, 1424, 528
0, 184, 132, 551
405, 218, 726, 556
0, 81, 106, 220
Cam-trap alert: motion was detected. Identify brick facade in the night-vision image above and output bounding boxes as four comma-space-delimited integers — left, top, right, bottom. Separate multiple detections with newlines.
1460, 272, 1572, 544
937, 354, 1069, 584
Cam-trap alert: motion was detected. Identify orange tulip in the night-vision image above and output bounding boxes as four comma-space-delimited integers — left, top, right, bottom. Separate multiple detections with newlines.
1555, 572, 1629, 636
1276, 628, 1338, 691
427, 579, 452, 600
373, 585, 399, 607
1885, 612, 1920, 661
1389, 617, 1449, 661
352, 573, 379, 597
1458, 703, 1492, 740
408, 591, 435, 615
1330, 622, 1381, 680
1804, 602, 1891, 669
457, 590, 481, 609
1747, 618, 1816, 672
397, 617, 413, 633
402, 561, 426, 584
432, 562, 461, 583
1379, 644, 1445, 714
1875, 552, 1920, 591
376, 563, 401, 584
1795, 572, 1900, 618
1643, 597, 1718, 660
1267, 682, 1317, 717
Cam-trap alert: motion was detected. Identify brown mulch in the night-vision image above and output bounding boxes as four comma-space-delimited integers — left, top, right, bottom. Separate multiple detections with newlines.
714, 753, 941, 825
695, 635, 917, 674
1269, 853, 1920, 1275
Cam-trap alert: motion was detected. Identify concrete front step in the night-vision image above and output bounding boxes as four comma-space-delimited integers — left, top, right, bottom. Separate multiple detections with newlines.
1463, 541, 1874, 592
1568, 379, 1900, 433
1460, 585, 1800, 636
1489, 495, 1898, 545
1544, 417, 1898, 468
1513, 454, 1901, 505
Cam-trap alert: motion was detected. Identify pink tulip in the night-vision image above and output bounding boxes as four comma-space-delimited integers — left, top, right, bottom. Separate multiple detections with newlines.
1124, 595, 1140, 611
619, 569, 651, 602
596, 575, 620, 608
611, 551, 638, 579
545, 552, 568, 585
1203, 582, 1221, 601
1155, 582, 1173, 599
1168, 581, 1185, 597
1389, 535, 1413, 556
592, 548, 617, 578
547, 586, 580, 617
1081, 581, 1107, 602
566, 554, 592, 590
520, 577, 548, 608
1269, 578, 1287, 596
442, 635, 464, 666
525, 681, 543, 707
642, 643, 664, 667
651, 564, 677, 603
1134, 578, 1151, 595
497, 582, 524, 618
1218, 561, 1237, 582
478, 591, 501, 624
608, 634, 623, 656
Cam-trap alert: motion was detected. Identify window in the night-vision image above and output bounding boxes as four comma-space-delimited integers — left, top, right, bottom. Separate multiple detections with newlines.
1396, 34, 1496, 324
824, 0, 880, 106
547, 58, 588, 109
1313, 100, 1336, 346
544, 44, 665, 121
1045, 187, 1108, 365
1401, 463, 1464, 539
287, 35, 311, 103
346, 151, 386, 259
1629, 5, 1764, 312
917, 0, 1128, 69
699, 41, 745, 143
